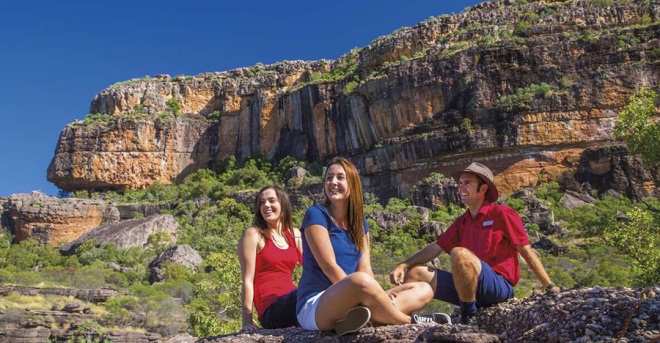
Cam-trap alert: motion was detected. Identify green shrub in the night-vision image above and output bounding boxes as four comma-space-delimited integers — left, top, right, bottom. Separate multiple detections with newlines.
385, 198, 412, 214
614, 89, 660, 166
166, 98, 182, 116
207, 110, 221, 120
496, 83, 557, 112
603, 208, 659, 286
82, 113, 112, 125
577, 30, 596, 44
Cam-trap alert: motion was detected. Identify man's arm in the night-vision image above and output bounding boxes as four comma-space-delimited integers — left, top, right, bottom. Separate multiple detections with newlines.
517, 244, 560, 292
389, 242, 443, 285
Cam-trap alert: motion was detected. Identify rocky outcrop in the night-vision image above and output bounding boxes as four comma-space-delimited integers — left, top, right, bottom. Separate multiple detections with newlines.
200, 286, 659, 342
47, 0, 660, 202
115, 202, 176, 220
2, 192, 120, 246
148, 244, 203, 283
476, 286, 659, 342
200, 325, 500, 343
0, 285, 118, 303
367, 207, 442, 239
59, 214, 178, 254
0, 302, 164, 343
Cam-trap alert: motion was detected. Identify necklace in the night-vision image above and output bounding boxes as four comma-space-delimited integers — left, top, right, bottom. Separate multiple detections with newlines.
270, 231, 289, 249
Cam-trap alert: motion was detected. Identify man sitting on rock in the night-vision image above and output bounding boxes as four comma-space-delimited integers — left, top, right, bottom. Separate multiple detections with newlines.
389, 162, 560, 325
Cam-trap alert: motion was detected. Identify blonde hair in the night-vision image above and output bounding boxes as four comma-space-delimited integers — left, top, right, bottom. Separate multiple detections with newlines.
324, 157, 365, 251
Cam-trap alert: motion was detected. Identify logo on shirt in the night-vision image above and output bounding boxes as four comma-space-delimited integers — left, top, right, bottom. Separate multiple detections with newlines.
483, 220, 494, 227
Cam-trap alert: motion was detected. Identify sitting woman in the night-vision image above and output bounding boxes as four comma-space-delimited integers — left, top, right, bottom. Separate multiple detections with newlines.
296, 157, 449, 336
239, 185, 302, 331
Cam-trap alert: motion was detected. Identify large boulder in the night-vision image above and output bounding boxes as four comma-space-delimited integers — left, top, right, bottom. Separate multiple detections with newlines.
148, 244, 203, 283
3, 192, 120, 246
59, 214, 177, 254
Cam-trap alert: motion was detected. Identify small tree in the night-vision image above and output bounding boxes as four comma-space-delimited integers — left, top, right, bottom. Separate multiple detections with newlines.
603, 208, 659, 286
614, 89, 660, 166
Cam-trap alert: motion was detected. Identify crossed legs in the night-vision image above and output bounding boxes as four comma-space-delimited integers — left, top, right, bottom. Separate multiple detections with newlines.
314, 271, 433, 330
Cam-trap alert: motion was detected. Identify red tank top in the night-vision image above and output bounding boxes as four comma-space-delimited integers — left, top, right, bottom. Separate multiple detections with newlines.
253, 229, 301, 318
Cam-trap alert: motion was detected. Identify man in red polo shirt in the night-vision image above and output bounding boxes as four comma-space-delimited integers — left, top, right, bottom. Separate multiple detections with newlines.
389, 162, 560, 325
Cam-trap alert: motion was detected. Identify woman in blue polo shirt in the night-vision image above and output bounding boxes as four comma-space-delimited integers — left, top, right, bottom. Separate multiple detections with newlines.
296, 157, 446, 336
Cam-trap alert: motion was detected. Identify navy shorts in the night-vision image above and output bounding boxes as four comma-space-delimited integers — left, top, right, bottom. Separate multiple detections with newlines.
434, 260, 514, 307
259, 289, 299, 329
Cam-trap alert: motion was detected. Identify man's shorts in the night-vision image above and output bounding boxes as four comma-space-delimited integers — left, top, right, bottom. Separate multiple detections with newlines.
434, 260, 514, 307
260, 289, 299, 329
296, 290, 325, 330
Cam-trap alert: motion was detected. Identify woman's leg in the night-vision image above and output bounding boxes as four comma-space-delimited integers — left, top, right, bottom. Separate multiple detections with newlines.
314, 271, 412, 330
385, 282, 434, 314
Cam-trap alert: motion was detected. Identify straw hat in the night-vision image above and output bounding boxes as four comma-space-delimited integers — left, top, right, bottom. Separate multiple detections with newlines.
451, 162, 499, 203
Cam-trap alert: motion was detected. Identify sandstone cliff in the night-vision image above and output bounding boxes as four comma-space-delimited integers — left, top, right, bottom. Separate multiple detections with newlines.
47, 0, 660, 200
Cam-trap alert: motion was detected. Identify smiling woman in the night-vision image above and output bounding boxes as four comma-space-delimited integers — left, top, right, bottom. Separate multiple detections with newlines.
295, 157, 447, 336
238, 185, 302, 331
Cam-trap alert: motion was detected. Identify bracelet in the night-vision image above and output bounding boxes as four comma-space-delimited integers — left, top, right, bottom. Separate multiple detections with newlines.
545, 282, 556, 290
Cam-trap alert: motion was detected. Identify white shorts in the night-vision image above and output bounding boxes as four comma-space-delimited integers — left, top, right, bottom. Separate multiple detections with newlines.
296, 290, 325, 330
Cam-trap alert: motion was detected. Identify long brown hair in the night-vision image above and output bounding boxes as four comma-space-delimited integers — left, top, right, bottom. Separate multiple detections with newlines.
252, 185, 294, 240
324, 157, 365, 251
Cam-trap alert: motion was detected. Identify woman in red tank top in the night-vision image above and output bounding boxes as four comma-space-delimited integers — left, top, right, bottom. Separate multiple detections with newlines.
238, 185, 302, 331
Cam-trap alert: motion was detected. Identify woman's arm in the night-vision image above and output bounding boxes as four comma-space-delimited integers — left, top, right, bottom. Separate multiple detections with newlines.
356, 233, 374, 278
305, 224, 347, 283
293, 227, 303, 256
238, 227, 261, 331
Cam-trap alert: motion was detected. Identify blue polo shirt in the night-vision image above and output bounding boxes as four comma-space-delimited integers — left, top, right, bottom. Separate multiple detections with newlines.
295, 204, 369, 314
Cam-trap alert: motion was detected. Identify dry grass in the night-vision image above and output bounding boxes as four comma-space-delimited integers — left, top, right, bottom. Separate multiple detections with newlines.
0, 292, 108, 315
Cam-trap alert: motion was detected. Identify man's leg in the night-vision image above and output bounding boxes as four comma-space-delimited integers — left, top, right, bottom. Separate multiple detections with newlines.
450, 247, 482, 323
405, 264, 461, 306
450, 247, 482, 302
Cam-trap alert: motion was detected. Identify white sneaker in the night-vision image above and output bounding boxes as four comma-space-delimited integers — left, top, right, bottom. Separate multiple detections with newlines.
412, 312, 452, 325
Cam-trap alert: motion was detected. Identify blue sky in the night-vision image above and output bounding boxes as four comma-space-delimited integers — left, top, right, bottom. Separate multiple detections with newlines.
0, 0, 482, 197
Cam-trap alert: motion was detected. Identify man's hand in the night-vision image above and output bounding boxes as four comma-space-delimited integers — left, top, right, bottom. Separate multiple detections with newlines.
240, 324, 259, 333
546, 285, 561, 294
389, 264, 407, 285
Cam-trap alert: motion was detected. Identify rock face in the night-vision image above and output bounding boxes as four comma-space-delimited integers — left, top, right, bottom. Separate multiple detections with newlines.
199, 286, 659, 342
148, 244, 203, 283
2, 192, 120, 246
59, 214, 178, 254
47, 0, 660, 201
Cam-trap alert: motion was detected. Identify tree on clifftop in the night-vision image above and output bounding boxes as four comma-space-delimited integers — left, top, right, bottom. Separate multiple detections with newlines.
614, 89, 660, 166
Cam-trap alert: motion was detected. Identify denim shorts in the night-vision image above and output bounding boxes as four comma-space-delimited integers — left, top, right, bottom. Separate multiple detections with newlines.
434, 260, 514, 307
296, 290, 325, 330
260, 289, 299, 329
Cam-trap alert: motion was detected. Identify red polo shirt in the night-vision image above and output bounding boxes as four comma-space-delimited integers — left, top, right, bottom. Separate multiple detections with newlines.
436, 201, 529, 286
